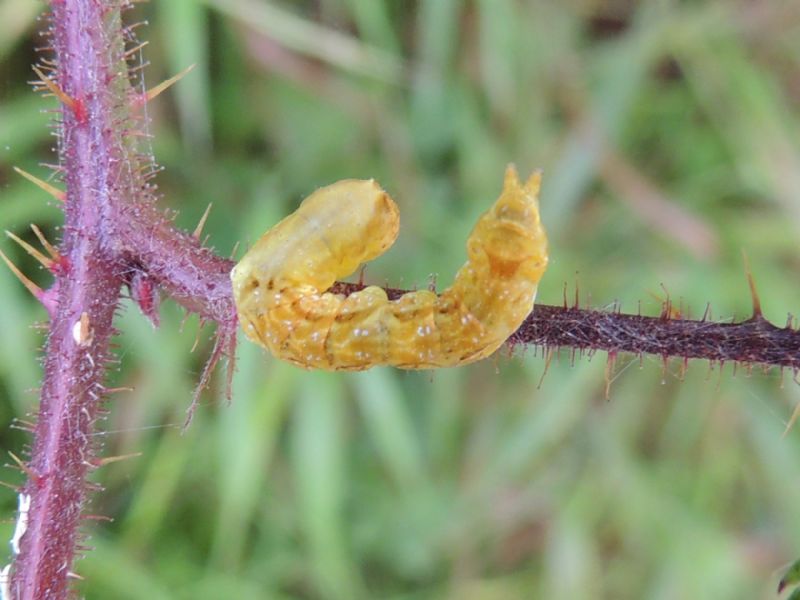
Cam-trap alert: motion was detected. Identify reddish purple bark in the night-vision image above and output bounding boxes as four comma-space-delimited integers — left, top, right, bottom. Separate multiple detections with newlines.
11, 1, 128, 596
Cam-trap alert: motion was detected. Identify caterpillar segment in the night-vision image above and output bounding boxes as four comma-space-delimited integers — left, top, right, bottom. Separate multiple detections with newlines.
231, 165, 548, 370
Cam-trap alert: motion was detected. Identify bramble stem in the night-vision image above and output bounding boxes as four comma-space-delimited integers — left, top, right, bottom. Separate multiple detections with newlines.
512, 305, 799, 369
332, 283, 800, 371
12, 2, 137, 597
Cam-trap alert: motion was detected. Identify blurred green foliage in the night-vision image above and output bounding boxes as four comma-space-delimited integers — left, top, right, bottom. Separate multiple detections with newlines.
1, 1, 800, 598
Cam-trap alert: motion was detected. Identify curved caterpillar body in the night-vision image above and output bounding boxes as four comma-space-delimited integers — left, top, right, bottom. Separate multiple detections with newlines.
231, 165, 548, 371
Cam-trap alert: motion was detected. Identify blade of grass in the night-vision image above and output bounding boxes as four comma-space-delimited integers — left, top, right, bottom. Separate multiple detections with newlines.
157, 0, 212, 156
292, 372, 365, 599
204, 0, 404, 84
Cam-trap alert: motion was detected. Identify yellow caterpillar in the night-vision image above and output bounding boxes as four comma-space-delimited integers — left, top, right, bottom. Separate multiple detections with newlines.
231, 165, 548, 370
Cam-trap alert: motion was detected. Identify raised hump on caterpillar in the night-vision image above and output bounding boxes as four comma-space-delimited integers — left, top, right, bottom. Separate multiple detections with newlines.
231, 165, 548, 371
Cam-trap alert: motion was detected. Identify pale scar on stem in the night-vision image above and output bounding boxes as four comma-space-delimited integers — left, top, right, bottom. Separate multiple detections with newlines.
231, 165, 548, 371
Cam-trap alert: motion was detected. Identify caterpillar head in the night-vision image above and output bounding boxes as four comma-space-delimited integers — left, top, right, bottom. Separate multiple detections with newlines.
465, 165, 548, 274
495, 164, 542, 222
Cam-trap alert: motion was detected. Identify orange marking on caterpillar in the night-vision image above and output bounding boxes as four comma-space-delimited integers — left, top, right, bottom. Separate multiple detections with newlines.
232, 165, 548, 370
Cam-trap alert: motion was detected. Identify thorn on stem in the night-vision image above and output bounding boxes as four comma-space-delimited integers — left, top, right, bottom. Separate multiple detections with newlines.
142, 63, 196, 103
189, 326, 202, 353
783, 401, 800, 438
30, 225, 60, 260
700, 302, 711, 322
12, 167, 65, 203
103, 386, 134, 395
192, 203, 213, 240
122, 40, 149, 59
573, 274, 580, 309
0, 248, 46, 304
537, 348, 553, 390
657, 284, 678, 319
5, 230, 53, 270
95, 452, 142, 467
31, 65, 86, 122
7, 452, 36, 481
604, 351, 617, 399
31, 65, 76, 110
82, 514, 114, 522
741, 250, 762, 319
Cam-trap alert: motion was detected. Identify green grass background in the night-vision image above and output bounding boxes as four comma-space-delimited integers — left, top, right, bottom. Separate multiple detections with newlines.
2, 1, 800, 598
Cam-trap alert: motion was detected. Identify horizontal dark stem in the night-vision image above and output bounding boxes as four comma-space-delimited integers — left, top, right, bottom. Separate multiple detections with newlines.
330, 283, 800, 370
510, 305, 799, 369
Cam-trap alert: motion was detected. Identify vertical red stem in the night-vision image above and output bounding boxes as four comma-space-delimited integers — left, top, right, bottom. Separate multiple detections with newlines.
11, 2, 127, 597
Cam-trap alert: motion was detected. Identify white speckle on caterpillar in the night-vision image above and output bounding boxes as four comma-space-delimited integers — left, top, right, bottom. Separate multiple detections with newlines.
232, 165, 548, 370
